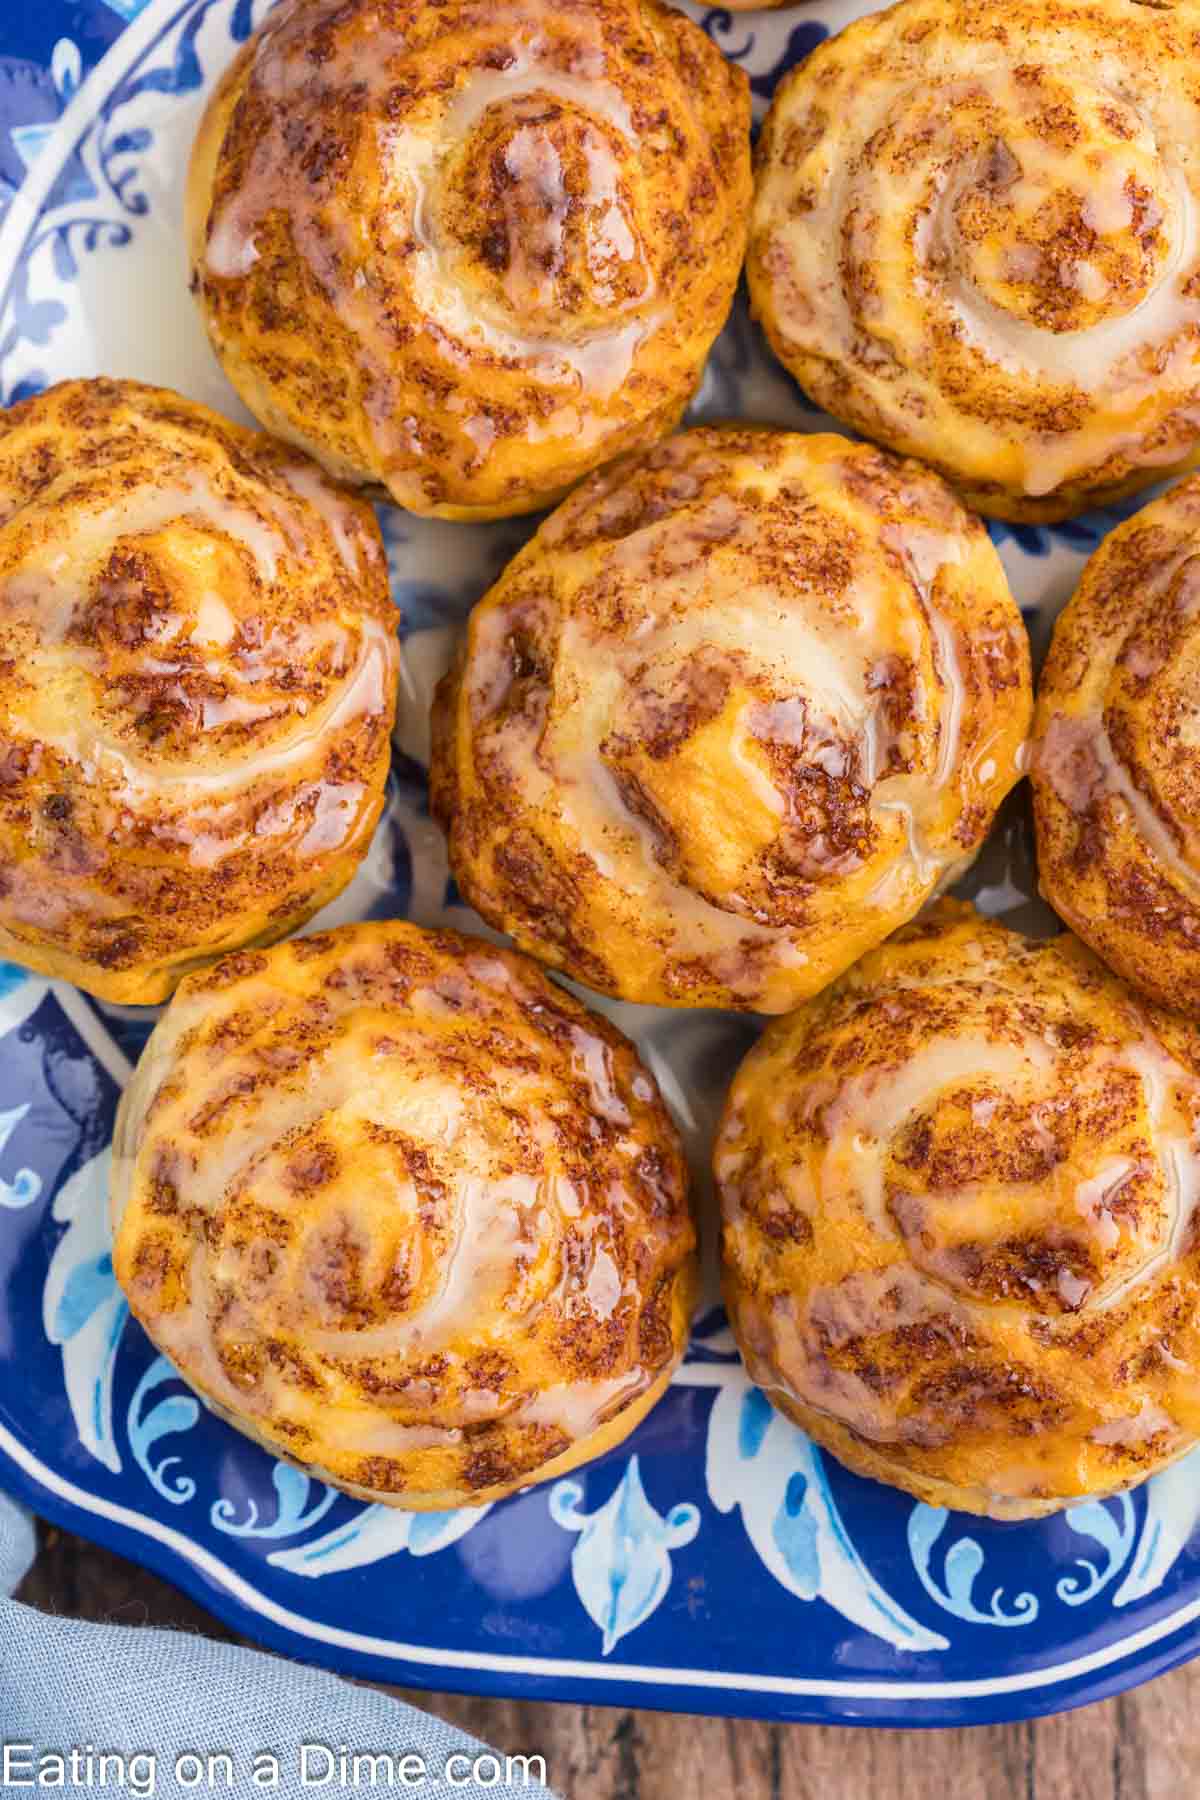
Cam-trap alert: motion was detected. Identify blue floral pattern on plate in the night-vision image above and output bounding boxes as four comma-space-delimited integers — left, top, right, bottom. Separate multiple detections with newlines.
550, 1456, 700, 1656
3, 0, 1200, 1728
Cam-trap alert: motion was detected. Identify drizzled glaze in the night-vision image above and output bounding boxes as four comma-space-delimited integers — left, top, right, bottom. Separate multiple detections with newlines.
716, 902, 1200, 1519
430, 426, 1032, 1013
748, 0, 1200, 523
0, 378, 398, 1003
185, 0, 751, 520
110, 921, 696, 1508
1032, 472, 1200, 1013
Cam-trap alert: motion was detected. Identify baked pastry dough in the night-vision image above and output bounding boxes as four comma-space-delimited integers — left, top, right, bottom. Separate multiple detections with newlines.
0, 378, 397, 1004
430, 426, 1031, 1012
186, 0, 750, 520
716, 901, 1200, 1518
748, 0, 1200, 522
111, 922, 696, 1508
1032, 473, 1200, 1013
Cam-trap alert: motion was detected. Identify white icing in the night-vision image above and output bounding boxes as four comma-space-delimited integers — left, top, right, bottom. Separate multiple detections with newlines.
467, 452, 997, 992
396, 59, 659, 394
755, 49, 1200, 502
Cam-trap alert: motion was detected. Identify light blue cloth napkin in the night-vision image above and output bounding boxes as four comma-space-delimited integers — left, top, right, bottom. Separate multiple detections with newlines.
0, 1494, 558, 1797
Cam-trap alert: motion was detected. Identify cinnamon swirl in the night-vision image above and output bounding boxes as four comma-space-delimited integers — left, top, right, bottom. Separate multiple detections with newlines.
0, 378, 397, 1004
1032, 472, 1200, 1013
186, 0, 751, 520
430, 426, 1032, 1012
111, 922, 696, 1508
716, 901, 1200, 1518
748, 0, 1200, 522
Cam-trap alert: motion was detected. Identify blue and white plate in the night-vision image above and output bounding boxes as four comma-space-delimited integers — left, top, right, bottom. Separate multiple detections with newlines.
0, 0, 1197, 1728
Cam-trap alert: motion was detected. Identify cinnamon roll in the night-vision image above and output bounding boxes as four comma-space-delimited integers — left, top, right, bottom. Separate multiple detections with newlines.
716, 901, 1200, 1518
748, 0, 1200, 522
430, 426, 1032, 1013
1031, 473, 1200, 1013
0, 378, 397, 1004
186, 0, 751, 521
110, 922, 696, 1508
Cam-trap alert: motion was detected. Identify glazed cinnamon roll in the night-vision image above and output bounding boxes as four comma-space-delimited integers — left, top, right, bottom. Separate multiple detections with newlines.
0, 378, 397, 1004
748, 0, 1200, 522
430, 426, 1032, 1013
186, 0, 750, 521
716, 901, 1200, 1518
1031, 474, 1200, 1013
111, 922, 696, 1508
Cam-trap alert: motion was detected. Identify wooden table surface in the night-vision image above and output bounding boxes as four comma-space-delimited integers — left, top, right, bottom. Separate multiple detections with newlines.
15, 1520, 1195, 1799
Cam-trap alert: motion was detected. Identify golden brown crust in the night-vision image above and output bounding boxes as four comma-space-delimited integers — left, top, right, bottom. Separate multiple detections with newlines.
716, 901, 1200, 1519
430, 425, 1032, 1013
1031, 473, 1200, 1012
747, 0, 1200, 523
111, 921, 697, 1508
0, 377, 398, 1004
186, 0, 751, 520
